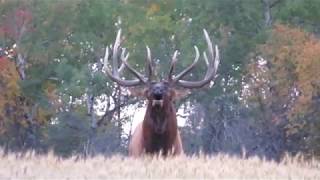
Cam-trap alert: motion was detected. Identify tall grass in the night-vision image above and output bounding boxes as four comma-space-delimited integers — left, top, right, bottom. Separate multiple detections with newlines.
0, 151, 319, 179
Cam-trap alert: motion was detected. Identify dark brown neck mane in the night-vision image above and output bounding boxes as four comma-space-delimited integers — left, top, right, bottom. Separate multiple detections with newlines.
142, 98, 178, 155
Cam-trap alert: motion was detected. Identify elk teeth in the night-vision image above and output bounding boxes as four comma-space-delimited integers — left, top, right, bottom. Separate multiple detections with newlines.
152, 100, 164, 107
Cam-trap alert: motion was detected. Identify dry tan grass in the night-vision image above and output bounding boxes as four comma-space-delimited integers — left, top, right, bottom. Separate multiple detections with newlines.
0, 151, 319, 180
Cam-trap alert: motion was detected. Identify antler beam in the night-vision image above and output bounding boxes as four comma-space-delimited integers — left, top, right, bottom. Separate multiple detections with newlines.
103, 29, 153, 86
169, 29, 220, 88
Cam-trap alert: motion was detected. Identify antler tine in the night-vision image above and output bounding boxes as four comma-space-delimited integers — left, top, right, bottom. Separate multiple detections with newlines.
103, 46, 141, 86
146, 46, 153, 82
118, 59, 127, 75
103, 29, 147, 87
203, 29, 220, 82
103, 46, 110, 72
202, 45, 219, 81
203, 51, 209, 66
172, 46, 200, 82
175, 29, 220, 88
202, 29, 220, 79
120, 48, 148, 83
213, 45, 220, 77
112, 29, 122, 76
118, 47, 129, 74
168, 50, 179, 81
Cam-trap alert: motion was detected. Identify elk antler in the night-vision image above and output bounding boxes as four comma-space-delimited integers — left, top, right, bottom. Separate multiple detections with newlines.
103, 29, 153, 86
168, 29, 220, 88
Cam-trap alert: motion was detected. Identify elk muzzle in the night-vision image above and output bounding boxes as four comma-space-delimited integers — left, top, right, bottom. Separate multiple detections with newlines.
151, 83, 166, 107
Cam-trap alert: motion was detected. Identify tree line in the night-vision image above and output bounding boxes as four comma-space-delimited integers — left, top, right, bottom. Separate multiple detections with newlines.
0, 0, 319, 160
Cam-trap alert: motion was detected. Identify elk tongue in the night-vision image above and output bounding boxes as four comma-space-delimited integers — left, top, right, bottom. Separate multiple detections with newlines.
152, 100, 163, 107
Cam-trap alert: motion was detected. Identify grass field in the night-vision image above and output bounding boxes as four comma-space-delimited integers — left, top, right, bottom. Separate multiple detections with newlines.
0, 151, 319, 179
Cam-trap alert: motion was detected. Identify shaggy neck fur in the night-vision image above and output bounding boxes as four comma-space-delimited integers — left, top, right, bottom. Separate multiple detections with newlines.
142, 98, 178, 155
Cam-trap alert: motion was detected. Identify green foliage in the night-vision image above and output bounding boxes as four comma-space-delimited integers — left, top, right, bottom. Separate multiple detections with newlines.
277, 0, 320, 33
0, 0, 320, 158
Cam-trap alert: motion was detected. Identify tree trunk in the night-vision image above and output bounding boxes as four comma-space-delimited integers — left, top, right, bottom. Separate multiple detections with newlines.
261, 0, 282, 27
16, 52, 26, 80
116, 86, 122, 148
261, 0, 273, 27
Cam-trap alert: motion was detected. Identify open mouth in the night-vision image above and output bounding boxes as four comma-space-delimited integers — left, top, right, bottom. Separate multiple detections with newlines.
152, 99, 164, 107
152, 93, 163, 107
153, 94, 162, 100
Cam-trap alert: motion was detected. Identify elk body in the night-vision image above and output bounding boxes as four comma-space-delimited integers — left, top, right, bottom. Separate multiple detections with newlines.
103, 29, 220, 157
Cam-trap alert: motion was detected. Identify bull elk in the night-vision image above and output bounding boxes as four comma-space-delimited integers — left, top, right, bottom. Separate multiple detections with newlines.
103, 29, 220, 156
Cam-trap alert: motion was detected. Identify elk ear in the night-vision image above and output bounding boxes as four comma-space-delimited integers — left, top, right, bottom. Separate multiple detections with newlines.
173, 89, 190, 100
128, 87, 148, 98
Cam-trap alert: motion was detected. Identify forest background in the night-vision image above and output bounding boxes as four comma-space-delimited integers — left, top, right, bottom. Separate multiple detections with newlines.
0, 0, 319, 161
